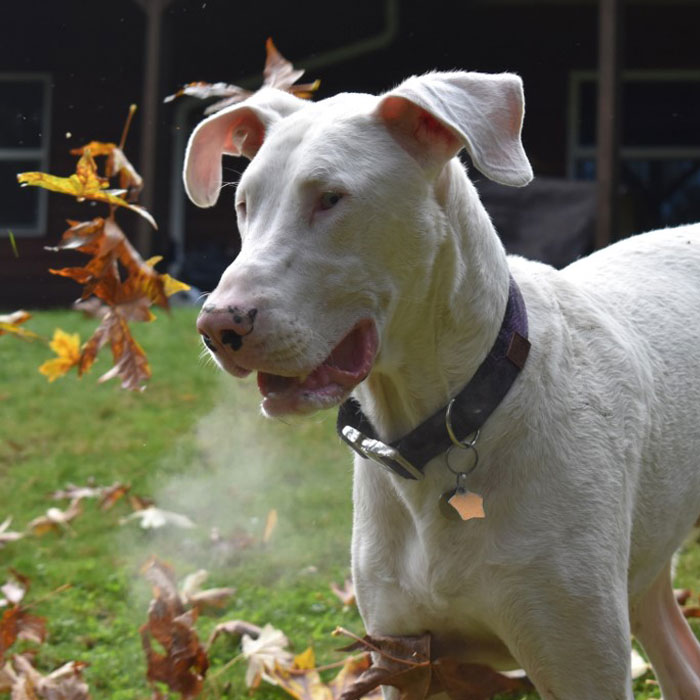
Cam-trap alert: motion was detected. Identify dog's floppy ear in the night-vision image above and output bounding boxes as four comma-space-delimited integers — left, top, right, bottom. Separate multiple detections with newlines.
183, 88, 309, 208
375, 71, 533, 187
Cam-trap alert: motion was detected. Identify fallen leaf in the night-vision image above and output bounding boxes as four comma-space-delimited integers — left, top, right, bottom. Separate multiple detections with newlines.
0, 518, 23, 550
206, 619, 262, 651
27, 499, 82, 536
18, 149, 156, 228
0, 574, 47, 661
265, 647, 333, 700
164, 37, 320, 115
241, 623, 294, 689
8, 656, 91, 700
38, 329, 82, 382
334, 628, 531, 700
98, 482, 131, 510
630, 648, 650, 680
178, 570, 235, 611
121, 506, 195, 530
262, 509, 278, 544
330, 578, 356, 608
140, 558, 209, 698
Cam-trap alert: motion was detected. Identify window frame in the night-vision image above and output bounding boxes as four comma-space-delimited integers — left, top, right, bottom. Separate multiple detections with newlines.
0, 72, 52, 237
567, 69, 700, 178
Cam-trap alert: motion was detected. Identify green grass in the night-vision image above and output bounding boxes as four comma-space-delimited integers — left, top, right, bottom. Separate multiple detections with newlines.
1, 307, 698, 699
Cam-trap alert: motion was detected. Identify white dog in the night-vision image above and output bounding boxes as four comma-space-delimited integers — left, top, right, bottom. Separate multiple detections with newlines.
184, 71, 700, 699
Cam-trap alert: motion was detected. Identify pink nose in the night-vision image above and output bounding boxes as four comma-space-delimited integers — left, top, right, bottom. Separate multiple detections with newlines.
197, 304, 258, 354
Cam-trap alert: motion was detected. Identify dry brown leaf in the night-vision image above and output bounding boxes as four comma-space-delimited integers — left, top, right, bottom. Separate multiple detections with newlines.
164, 37, 320, 115
140, 558, 209, 698
334, 628, 531, 700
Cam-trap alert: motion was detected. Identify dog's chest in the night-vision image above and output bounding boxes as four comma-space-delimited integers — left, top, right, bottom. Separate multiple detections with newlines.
352, 468, 517, 667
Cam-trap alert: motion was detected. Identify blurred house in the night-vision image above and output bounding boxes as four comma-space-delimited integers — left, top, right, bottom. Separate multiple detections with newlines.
2, 0, 700, 308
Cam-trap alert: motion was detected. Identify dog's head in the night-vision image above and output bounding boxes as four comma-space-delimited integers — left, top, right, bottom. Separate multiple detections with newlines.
185, 72, 532, 417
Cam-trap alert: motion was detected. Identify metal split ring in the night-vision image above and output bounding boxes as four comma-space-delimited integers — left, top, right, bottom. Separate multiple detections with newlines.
445, 399, 481, 477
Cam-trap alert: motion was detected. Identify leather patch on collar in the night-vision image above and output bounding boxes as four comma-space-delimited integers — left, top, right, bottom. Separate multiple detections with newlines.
506, 331, 530, 370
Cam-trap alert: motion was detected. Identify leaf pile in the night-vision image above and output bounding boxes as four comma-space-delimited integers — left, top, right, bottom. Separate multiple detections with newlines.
165, 37, 320, 114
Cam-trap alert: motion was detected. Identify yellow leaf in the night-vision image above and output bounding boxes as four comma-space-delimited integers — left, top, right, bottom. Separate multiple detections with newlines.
161, 273, 191, 298
145, 255, 163, 267
0, 310, 39, 341
38, 329, 81, 382
18, 149, 157, 229
294, 648, 316, 671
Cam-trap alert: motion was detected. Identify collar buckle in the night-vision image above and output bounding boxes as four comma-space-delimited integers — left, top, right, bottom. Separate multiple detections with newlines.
340, 425, 425, 480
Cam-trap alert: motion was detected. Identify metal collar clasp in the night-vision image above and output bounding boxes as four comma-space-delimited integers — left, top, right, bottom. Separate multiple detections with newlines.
340, 425, 425, 481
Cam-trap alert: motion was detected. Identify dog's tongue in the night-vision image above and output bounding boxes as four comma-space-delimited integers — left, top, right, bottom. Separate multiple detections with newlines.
257, 320, 377, 416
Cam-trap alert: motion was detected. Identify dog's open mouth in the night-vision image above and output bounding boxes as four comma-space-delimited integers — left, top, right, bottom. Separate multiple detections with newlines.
257, 320, 377, 417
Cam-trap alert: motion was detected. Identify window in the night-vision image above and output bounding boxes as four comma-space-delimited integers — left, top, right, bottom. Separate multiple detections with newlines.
0, 74, 52, 236
568, 71, 700, 231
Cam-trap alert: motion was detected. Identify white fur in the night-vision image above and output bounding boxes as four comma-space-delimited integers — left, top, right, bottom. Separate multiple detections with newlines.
184, 71, 700, 699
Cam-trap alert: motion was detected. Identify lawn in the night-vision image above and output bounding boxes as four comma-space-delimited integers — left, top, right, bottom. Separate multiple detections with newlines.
1, 306, 698, 699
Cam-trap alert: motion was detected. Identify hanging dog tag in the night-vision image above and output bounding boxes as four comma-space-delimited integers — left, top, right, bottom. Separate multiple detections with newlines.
439, 487, 485, 521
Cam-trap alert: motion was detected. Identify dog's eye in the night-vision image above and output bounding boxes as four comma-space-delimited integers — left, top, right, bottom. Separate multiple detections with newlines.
319, 191, 343, 210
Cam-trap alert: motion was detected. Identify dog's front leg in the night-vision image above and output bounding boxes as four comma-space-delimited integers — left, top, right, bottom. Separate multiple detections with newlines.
496, 577, 635, 700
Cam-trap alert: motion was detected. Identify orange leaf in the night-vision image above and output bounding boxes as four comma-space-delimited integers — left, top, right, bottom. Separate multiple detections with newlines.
164, 37, 319, 115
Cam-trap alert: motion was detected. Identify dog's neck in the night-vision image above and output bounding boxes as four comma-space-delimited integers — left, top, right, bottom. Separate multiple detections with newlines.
353, 161, 511, 443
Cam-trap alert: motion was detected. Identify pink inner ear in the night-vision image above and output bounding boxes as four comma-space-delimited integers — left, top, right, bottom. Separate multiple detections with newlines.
184, 107, 266, 208
414, 112, 460, 152
378, 96, 461, 168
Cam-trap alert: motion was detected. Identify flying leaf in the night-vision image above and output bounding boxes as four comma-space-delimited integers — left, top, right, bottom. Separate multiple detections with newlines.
18, 149, 156, 228
241, 623, 294, 689
0, 311, 39, 341
164, 37, 320, 115
38, 329, 81, 383
70, 141, 143, 201
0, 518, 23, 550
